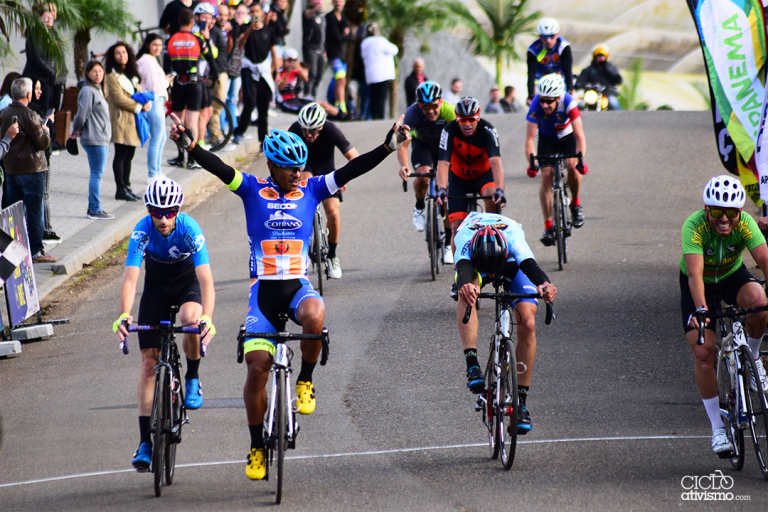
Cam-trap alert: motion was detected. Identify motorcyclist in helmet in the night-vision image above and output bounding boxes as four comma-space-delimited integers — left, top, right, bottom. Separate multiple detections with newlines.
574, 45, 623, 111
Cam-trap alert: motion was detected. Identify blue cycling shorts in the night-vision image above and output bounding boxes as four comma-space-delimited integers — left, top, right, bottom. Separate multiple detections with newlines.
330, 58, 347, 79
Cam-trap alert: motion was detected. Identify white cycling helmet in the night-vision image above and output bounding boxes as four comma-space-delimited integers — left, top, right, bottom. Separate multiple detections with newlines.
537, 17, 560, 36
536, 74, 565, 98
194, 2, 217, 17
144, 179, 185, 209
702, 175, 746, 208
282, 46, 299, 60
298, 102, 326, 130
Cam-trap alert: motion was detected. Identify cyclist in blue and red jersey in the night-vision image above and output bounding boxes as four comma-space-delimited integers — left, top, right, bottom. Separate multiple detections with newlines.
168, 112, 408, 481
525, 74, 587, 246
526, 17, 573, 106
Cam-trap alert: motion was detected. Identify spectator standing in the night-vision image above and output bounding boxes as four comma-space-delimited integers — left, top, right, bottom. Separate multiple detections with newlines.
360, 23, 397, 120
207, 5, 230, 146
27, 79, 58, 244
160, 0, 199, 35
351, 21, 370, 120
137, 34, 170, 183
302, 0, 326, 99
71, 60, 114, 220
225, 3, 249, 135
443, 78, 462, 105
105, 42, 149, 202
499, 86, 519, 113
192, 3, 221, 152
404, 58, 427, 106
0, 78, 56, 262
485, 85, 504, 114
22, 6, 57, 126
325, 0, 353, 115
232, 2, 280, 145
267, 0, 290, 47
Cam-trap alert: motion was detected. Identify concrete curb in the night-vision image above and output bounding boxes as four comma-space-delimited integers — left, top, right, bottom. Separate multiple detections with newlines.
39, 137, 264, 302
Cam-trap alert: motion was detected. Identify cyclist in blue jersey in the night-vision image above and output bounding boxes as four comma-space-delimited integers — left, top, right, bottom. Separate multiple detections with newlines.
168, 112, 409, 480
454, 212, 556, 434
525, 74, 587, 246
113, 178, 217, 472
526, 18, 573, 106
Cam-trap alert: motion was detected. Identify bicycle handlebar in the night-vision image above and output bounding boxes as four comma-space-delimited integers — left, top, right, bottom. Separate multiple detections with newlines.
695, 303, 768, 345
236, 327, 330, 366
461, 292, 554, 325
402, 172, 436, 192
122, 323, 203, 356
530, 152, 584, 172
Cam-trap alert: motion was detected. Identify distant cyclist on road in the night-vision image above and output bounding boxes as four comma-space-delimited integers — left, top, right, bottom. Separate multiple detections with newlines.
289, 102, 359, 278
435, 97, 507, 264
168, 112, 408, 481
113, 178, 216, 472
397, 80, 455, 261
681, 176, 768, 457
525, 74, 587, 247
454, 212, 556, 433
526, 17, 572, 106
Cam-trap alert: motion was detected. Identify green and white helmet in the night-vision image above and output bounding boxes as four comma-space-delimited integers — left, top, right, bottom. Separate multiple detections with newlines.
298, 102, 327, 130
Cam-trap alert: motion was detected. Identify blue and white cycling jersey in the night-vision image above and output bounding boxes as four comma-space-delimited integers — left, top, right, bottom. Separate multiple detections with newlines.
227, 170, 340, 279
528, 37, 570, 79
526, 93, 581, 139
125, 213, 209, 268
454, 212, 535, 266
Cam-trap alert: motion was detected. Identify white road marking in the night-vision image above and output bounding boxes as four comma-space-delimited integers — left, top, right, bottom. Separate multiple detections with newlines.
0, 434, 710, 489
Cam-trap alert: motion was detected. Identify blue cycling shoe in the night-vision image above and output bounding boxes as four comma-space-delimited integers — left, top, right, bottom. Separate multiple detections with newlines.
467, 366, 485, 394
132, 441, 152, 472
184, 378, 203, 409
517, 405, 532, 435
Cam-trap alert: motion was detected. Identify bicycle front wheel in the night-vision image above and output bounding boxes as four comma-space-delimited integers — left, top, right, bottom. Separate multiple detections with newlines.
427, 198, 436, 281
716, 347, 744, 470
276, 368, 287, 503
553, 191, 564, 271
152, 366, 168, 497
312, 212, 324, 296
743, 353, 768, 479
497, 339, 519, 470
484, 345, 500, 460
561, 190, 569, 264
165, 370, 182, 484
209, 96, 233, 152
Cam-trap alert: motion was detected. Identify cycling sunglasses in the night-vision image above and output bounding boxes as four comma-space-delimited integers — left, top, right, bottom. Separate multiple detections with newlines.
539, 97, 558, 105
708, 207, 741, 219
148, 207, 179, 220
457, 115, 480, 125
302, 127, 321, 137
419, 102, 440, 113
541, 34, 557, 40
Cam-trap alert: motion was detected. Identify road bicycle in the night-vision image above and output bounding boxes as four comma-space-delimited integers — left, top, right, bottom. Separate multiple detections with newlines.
237, 315, 330, 504
530, 153, 584, 271
698, 302, 768, 479
121, 306, 202, 496
462, 280, 553, 469
308, 207, 329, 295
403, 171, 446, 280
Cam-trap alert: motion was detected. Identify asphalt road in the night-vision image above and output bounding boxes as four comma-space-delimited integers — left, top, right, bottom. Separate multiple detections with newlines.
1, 112, 766, 511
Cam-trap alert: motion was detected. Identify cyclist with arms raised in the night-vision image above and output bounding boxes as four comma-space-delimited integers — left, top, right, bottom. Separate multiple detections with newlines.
454, 213, 556, 433
681, 176, 768, 456
288, 102, 359, 278
168, 112, 408, 480
435, 97, 507, 264
113, 178, 216, 471
398, 81, 455, 259
525, 74, 587, 246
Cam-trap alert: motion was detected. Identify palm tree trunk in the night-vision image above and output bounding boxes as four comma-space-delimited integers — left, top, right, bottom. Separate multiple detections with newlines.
496, 54, 502, 87
73, 29, 91, 80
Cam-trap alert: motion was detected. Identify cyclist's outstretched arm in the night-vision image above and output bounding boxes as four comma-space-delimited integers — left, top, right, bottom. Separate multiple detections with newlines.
572, 117, 586, 158
524, 121, 537, 162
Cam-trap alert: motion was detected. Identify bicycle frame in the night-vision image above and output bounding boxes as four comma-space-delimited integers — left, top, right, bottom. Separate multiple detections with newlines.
404, 171, 445, 280
265, 342, 297, 448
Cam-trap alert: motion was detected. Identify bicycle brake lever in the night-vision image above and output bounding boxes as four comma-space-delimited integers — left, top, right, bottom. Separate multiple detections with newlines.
462, 305, 472, 324
320, 327, 330, 366
402, 179, 408, 192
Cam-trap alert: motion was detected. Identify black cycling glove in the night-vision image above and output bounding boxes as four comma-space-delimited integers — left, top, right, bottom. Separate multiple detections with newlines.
384, 122, 408, 152
492, 188, 506, 206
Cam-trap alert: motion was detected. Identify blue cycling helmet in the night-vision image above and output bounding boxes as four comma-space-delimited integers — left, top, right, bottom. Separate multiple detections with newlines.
263, 129, 308, 167
416, 81, 442, 103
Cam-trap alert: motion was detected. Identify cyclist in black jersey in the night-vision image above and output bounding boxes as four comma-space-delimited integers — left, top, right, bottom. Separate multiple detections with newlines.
289, 102, 359, 278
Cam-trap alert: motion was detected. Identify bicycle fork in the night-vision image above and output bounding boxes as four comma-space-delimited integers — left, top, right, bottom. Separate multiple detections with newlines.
725, 322, 750, 426
265, 344, 296, 447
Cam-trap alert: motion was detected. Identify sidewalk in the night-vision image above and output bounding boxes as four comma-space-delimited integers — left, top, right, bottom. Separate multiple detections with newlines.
30, 110, 294, 304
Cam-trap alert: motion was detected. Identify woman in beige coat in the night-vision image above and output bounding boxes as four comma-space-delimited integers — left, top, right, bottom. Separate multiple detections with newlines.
105, 41, 150, 201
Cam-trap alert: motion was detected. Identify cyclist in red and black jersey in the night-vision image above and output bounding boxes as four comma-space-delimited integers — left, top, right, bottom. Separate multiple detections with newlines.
436, 97, 506, 262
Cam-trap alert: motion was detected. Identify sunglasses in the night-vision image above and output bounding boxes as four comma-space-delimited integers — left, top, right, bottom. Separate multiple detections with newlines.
420, 102, 440, 113
302, 127, 321, 137
708, 207, 741, 219
148, 208, 179, 219
541, 34, 557, 40
457, 115, 480, 125
276, 166, 303, 175
539, 97, 558, 105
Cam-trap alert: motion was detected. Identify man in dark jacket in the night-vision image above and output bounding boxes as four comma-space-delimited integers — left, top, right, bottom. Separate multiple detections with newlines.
302, 0, 326, 98
574, 45, 623, 110
0, 78, 56, 263
404, 59, 427, 106
325, 0, 353, 115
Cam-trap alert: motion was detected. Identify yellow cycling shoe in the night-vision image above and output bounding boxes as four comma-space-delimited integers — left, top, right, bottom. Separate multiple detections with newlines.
246, 448, 266, 480
296, 381, 316, 415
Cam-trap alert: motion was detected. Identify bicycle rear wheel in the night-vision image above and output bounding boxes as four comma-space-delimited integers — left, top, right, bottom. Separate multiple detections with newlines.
427, 199, 436, 281
152, 366, 168, 497
716, 347, 743, 470
743, 353, 768, 479
561, 190, 570, 264
276, 369, 287, 503
209, 96, 233, 152
484, 345, 500, 460
553, 191, 565, 271
497, 339, 519, 470
312, 212, 324, 296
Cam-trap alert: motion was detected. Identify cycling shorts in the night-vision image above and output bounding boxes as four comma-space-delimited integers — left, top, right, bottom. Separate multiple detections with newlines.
200, 80, 212, 109
243, 278, 322, 357
679, 264, 757, 333
330, 58, 347, 80
537, 132, 576, 161
305, 161, 342, 201
138, 270, 202, 350
447, 171, 495, 223
171, 81, 202, 112
454, 266, 538, 307
410, 137, 438, 171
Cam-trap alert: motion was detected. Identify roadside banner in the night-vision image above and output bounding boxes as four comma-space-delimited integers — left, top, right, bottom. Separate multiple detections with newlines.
0, 202, 40, 327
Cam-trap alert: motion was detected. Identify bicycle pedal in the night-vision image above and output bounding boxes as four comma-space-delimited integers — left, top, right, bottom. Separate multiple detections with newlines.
475, 396, 484, 412
717, 449, 735, 459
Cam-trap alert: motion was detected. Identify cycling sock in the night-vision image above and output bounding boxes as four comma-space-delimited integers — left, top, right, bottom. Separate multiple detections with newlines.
250, 424, 265, 450
464, 349, 479, 372
186, 358, 200, 380
327, 243, 338, 260
338, 101, 348, 114
415, 198, 425, 210
545, 220, 553, 230
572, 196, 580, 207
747, 336, 762, 360
139, 416, 151, 444
517, 386, 529, 407
297, 358, 317, 384
702, 396, 725, 433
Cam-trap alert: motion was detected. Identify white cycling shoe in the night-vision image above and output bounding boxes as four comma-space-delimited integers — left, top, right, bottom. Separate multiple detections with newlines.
754, 358, 768, 394
413, 208, 426, 232
327, 257, 342, 279
443, 247, 454, 265
711, 428, 733, 455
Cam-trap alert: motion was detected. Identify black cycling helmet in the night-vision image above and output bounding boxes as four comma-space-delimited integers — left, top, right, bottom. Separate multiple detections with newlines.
416, 81, 442, 103
455, 97, 481, 118
469, 226, 509, 275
